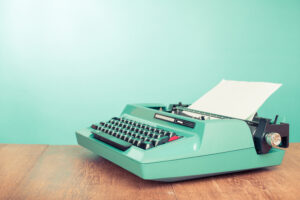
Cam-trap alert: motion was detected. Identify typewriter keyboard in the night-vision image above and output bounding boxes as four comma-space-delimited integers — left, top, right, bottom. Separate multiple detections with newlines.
90, 117, 182, 151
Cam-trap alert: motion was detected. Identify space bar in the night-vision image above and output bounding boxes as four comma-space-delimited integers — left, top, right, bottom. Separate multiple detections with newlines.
92, 131, 132, 151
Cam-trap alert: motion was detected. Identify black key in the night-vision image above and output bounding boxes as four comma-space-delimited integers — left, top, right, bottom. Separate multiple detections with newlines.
127, 137, 134, 143
166, 132, 175, 137
136, 134, 143, 139
112, 131, 118, 136
112, 117, 120, 121
154, 134, 163, 139
131, 133, 137, 138
151, 139, 160, 147
140, 136, 146, 141
140, 141, 153, 150
148, 132, 155, 138
100, 122, 105, 126
139, 130, 144, 134
102, 128, 108, 132
131, 139, 137, 145
122, 135, 128, 141
135, 139, 142, 147
111, 131, 117, 136
144, 131, 150, 136
91, 124, 98, 130
114, 132, 120, 138
92, 131, 131, 151
119, 134, 126, 140
152, 136, 169, 147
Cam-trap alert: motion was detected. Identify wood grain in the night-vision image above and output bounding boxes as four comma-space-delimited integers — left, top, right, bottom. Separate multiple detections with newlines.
10, 146, 176, 200
0, 144, 299, 200
0, 144, 48, 200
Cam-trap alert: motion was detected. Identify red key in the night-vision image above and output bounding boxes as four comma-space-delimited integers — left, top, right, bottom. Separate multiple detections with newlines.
169, 136, 180, 142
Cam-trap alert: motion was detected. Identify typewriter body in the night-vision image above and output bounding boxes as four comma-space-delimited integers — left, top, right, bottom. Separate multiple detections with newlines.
76, 103, 289, 182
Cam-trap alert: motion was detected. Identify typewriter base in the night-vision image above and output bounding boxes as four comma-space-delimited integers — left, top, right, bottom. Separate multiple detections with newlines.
76, 130, 285, 182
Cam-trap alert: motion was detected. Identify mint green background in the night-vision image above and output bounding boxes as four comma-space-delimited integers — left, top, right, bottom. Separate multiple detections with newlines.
0, 0, 299, 144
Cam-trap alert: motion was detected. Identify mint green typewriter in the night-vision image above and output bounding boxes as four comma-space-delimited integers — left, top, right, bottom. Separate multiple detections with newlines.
76, 103, 289, 182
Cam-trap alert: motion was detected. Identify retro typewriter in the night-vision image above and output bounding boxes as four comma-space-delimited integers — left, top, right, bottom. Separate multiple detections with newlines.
76, 102, 289, 182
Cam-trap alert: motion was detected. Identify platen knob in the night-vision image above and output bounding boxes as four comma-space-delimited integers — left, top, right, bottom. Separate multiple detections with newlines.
265, 132, 282, 147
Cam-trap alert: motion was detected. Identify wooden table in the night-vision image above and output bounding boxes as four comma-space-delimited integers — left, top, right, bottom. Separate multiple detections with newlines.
0, 143, 299, 200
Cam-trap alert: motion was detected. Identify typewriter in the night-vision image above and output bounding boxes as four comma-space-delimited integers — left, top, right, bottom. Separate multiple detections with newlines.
76, 102, 289, 182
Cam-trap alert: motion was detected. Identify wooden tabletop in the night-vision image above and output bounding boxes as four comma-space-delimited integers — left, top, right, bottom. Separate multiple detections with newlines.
0, 143, 299, 200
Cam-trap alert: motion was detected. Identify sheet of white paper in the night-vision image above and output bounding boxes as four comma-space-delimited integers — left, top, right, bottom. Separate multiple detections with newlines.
185, 80, 281, 120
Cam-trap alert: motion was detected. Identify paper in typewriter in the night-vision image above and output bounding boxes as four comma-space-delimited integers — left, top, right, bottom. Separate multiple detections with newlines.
185, 80, 281, 120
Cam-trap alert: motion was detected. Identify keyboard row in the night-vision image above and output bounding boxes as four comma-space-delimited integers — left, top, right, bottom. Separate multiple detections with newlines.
90, 117, 181, 150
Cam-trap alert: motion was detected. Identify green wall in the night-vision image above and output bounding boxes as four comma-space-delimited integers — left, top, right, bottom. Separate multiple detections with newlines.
0, 0, 299, 144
